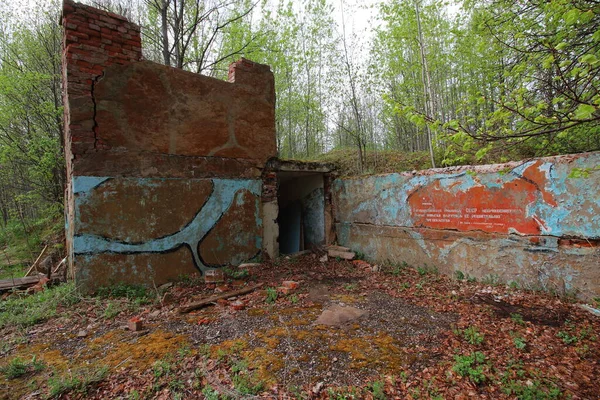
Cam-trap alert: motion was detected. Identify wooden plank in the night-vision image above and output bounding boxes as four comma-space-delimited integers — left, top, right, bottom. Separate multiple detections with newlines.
0, 273, 60, 291
179, 283, 263, 313
24, 245, 49, 277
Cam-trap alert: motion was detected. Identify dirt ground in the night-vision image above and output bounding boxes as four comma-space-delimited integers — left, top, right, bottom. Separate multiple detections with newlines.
1, 255, 599, 399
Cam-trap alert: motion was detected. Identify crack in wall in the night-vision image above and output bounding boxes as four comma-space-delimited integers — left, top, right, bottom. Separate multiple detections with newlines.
90, 72, 104, 151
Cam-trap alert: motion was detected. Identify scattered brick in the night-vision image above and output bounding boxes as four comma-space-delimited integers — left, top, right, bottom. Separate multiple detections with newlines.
127, 317, 143, 332
204, 269, 225, 284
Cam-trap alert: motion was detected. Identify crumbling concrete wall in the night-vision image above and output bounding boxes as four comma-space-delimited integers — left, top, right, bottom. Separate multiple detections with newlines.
334, 152, 600, 299
62, 1, 275, 290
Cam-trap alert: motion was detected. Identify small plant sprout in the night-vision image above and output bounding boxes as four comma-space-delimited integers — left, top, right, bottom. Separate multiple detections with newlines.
265, 287, 278, 304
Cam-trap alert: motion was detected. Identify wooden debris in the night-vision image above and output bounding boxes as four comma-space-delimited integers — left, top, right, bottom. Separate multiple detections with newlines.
52, 257, 67, 274
24, 245, 49, 277
179, 283, 263, 313
0, 273, 61, 293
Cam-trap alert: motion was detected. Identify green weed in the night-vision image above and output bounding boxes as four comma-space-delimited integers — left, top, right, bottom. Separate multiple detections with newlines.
0, 356, 45, 379
482, 274, 500, 285
223, 267, 249, 280
452, 352, 487, 384
202, 385, 221, 400
96, 282, 150, 304
47, 365, 108, 398
0, 282, 80, 329
265, 287, 278, 304
232, 371, 265, 395
326, 387, 359, 399
456, 326, 485, 345
366, 380, 386, 400
103, 301, 123, 319
511, 313, 525, 325
511, 333, 527, 350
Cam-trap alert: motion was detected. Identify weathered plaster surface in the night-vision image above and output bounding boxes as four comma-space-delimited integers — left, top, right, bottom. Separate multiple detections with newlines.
73, 177, 262, 287
334, 152, 600, 299
94, 61, 276, 163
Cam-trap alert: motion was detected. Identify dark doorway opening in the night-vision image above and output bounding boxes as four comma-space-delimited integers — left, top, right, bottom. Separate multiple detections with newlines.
277, 172, 325, 254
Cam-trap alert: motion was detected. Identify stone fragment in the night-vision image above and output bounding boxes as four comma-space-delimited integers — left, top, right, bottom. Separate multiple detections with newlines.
282, 281, 299, 290
215, 285, 230, 293
327, 245, 351, 252
312, 382, 324, 394
277, 287, 291, 295
230, 300, 245, 311
238, 263, 261, 269
578, 304, 600, 317
352, 260, 370, 269
319, 254, 328, 263
77, 330, 88, 338
328, 249, 356, 260
315, 304, 367, 326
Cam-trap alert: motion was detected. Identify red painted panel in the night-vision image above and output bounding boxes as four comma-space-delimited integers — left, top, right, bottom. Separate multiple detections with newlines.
408, 163, 554, 235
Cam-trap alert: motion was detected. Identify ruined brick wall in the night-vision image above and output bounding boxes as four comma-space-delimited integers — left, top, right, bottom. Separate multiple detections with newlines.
62, 1, 276, 290
333, 152, 600, 299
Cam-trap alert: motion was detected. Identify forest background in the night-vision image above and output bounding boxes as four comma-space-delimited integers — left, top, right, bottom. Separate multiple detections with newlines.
0, 0, 598, 272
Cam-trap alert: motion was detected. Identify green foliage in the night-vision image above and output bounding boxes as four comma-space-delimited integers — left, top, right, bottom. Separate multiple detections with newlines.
417, 264, 437, 276
96, 282, 150, 304
454, 270, 465, 280
223, 267, 250, 280
0, 282, 79, 329
265, 287, 278, 304
102, 301, 123, 319
326, 387, 359, 399
47, 365, 109, 398
0, 4, 65, 231
452, 352, 487, 384
511, 313, 525, 326
511, 333, 527, 350
482, 274, 500, 286
289, 294, 299, 304
556, 325, 594, 345
232, 371, 265, 395
0, 356, 45, 379
500, 362, 561, 398
201, 385, 222, 400
366, 380, 386, 400
458, 326, 485, 345
387, 261, 409, 276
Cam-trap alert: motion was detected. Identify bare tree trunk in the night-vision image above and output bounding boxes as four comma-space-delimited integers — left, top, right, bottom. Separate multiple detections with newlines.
159, 0, 170, 66
415, 0, 436, 168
